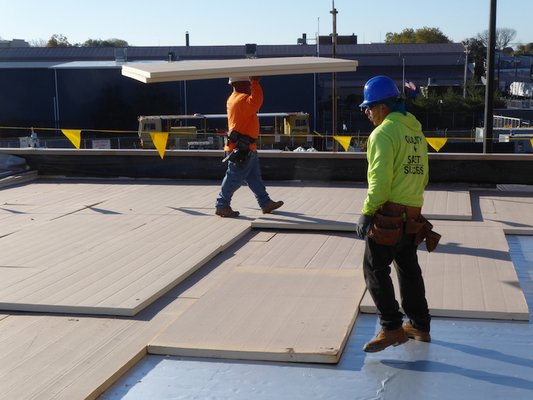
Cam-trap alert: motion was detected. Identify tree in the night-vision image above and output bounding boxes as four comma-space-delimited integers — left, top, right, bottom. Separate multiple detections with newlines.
515, 42, 533, 55
29, 39, 48, 47
81, 38, 129, 47
47, 34, 73, 48
385, 27, 451, 44
463, 38, 486, 82
477, 28, 516, 50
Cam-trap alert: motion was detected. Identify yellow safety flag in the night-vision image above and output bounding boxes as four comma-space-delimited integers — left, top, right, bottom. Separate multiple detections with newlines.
333, 135, 353, 152
426, 137, 448, 152
61, 129, 82, 149
150, 132, 169, 159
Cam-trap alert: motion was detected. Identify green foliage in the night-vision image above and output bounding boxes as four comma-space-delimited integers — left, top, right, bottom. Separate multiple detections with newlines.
441, 88, 467, 110
82, 38, 129, 48
47, 34, 72, 48
411, 90, 439, 109
411, 82, 504, 113
385, 27, 451, 44
515, 42, 533, 55
45, 34, 129, 48
462, 38, 486, 82
464, 81, 485, 109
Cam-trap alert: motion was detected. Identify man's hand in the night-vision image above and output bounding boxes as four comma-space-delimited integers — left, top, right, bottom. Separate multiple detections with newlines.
355, 214, 374, 239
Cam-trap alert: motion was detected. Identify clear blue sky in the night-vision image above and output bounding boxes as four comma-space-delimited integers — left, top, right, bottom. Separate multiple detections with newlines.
2, 0, 533, 47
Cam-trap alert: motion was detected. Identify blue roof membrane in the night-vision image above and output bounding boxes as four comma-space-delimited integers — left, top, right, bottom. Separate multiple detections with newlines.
101, 235, 533, 400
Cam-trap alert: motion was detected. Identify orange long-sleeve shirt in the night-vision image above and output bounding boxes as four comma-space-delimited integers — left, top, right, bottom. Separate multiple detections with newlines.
226, 79, 263, 151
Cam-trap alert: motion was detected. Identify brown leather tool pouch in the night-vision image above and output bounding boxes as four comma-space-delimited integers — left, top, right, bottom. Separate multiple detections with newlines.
405, 218, 426, 235
425, 230, 442, 252
369, 213, 403, 246
371, 202, 441, 251
412, 216, 441, 252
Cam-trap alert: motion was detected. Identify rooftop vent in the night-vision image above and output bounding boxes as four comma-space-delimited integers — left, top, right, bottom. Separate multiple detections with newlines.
245, 43, 257, 58
114, 48, 127, 62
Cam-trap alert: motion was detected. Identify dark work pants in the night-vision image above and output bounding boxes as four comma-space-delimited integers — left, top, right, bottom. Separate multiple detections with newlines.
363, 232, 431, 332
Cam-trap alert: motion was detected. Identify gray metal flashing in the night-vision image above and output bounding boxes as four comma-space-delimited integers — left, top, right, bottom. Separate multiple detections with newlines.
49, 61, 124, 69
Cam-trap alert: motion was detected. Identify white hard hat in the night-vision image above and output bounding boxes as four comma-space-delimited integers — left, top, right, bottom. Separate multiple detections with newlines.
228, 76, 251, 84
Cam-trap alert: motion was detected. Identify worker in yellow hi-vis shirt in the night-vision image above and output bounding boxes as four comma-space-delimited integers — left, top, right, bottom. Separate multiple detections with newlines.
355, 75, 440, 353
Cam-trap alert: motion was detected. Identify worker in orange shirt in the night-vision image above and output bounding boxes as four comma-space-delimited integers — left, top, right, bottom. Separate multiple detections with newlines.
215, 76, 283, 218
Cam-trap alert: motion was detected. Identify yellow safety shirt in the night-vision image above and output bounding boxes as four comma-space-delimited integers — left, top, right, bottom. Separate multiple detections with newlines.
362, 111, 429, 216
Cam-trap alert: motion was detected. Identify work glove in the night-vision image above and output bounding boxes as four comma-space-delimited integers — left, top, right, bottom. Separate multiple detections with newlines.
355, 214, 374, 240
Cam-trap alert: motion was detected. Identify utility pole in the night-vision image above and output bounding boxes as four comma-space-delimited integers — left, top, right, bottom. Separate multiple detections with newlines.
463, 42, 470, 98
483, 0, 497, 153
331, 0, 338, 151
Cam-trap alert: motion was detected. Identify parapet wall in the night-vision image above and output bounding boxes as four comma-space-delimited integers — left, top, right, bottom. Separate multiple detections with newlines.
1, 149, 532, 185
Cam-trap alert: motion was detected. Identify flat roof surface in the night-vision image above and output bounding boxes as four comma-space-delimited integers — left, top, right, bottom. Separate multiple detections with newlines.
0, 175, 531, 399
105, 183, 533, 399
103, 236, 533, 400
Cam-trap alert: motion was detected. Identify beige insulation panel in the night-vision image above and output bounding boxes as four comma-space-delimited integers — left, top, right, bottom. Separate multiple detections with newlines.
252, 213, 359, 231
360, 222, 530, 320
150, 231, 366, 363
0, 214, 250, 316
474, 188, 533, 229
422, 186, 472, 220
122, 56, 358, 83
150, 268, 365, 364
0, 297, 194, 400
252, 185, 471, 231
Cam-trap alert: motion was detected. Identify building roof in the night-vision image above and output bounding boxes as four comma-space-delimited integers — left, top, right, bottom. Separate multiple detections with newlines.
0, 43, 467, 89
0, 42, 466, 65
0, 171, 531, 399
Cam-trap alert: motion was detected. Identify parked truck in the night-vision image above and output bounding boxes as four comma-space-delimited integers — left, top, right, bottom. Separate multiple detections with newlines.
137, 112, 312, 150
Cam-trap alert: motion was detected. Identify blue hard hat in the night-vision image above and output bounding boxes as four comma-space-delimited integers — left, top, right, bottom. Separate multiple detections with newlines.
359, 75, 401, 107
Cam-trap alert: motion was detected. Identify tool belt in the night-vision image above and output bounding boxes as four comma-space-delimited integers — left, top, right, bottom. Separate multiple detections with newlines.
368, 202, 441, 252
224, 130, 256, 164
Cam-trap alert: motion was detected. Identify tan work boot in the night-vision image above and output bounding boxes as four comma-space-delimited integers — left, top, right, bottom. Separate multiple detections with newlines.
362, 327, 408, 353
403, 322, 431, 342
262, 200, 284, 214
215, 207, 240, 218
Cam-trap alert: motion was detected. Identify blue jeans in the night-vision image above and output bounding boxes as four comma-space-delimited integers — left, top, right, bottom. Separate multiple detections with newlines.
216, 151, 271, 209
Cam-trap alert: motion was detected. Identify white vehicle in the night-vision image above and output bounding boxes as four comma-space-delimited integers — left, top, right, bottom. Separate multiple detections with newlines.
509, 81, 533, 98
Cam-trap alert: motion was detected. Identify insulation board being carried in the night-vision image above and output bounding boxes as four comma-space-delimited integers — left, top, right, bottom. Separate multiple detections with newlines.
122, 56, 358, 83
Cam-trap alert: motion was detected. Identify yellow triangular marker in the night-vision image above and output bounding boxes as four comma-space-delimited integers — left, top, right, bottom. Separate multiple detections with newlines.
426, 137, 447, 152
61, 129, 81, 149
530, 138, 533, 149
333, 135, 353, 152
150, 132, 169, 159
